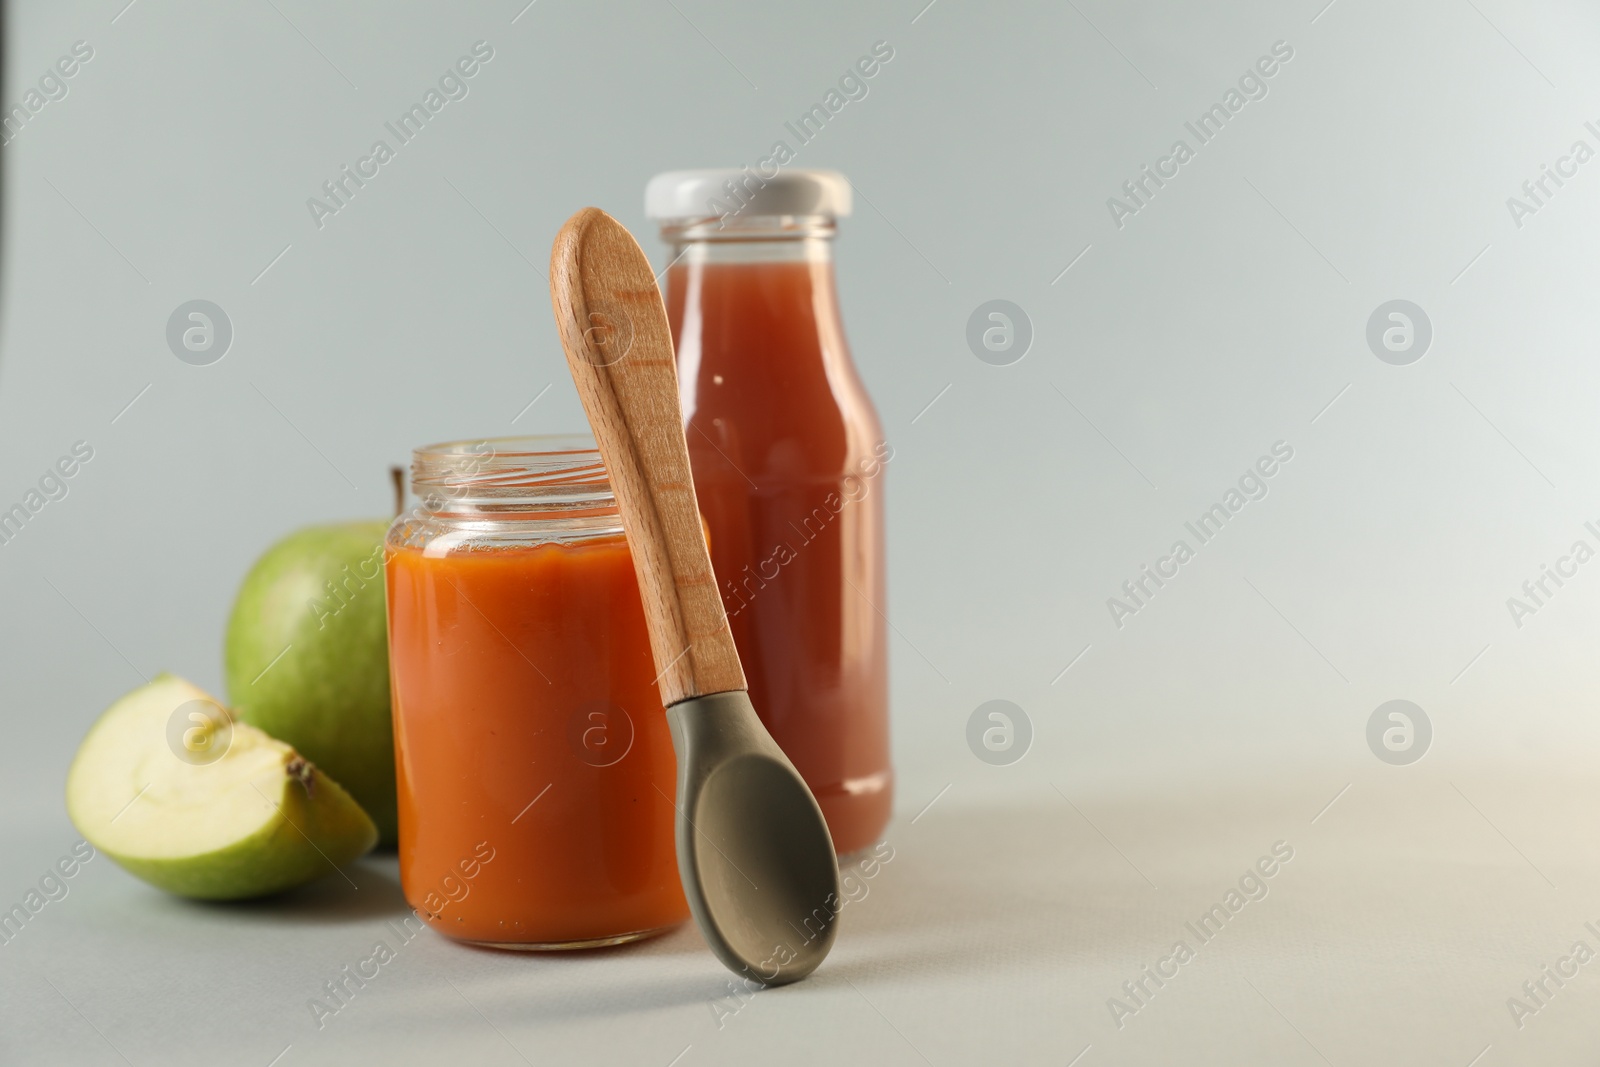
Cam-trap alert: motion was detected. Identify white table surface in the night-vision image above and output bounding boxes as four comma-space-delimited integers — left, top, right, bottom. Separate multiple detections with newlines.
4, 756, 1595, 1067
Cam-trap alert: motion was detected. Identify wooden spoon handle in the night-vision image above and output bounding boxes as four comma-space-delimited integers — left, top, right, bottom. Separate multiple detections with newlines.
550, 207, 746, 706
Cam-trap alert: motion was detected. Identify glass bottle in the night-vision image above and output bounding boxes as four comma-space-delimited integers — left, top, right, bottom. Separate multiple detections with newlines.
648, 169, 893, 858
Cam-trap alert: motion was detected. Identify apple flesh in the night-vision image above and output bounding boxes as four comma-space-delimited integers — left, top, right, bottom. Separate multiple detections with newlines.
225, 520, 397, 843
66, 674, 377, 900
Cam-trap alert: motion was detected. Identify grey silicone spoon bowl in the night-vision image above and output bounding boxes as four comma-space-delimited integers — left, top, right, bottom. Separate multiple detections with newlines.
550, 207, 841, 985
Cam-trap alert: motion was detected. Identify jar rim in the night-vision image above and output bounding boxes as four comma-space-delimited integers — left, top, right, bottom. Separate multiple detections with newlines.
414, 432, 597, 464
408, 433, 615, 515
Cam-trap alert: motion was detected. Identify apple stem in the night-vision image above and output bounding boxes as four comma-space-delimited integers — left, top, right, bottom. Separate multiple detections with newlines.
390, 465, 405, 518
286, 756, 316, 796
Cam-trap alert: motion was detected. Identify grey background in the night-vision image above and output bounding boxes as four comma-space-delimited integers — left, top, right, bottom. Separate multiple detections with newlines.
5, 0, 1600, 1064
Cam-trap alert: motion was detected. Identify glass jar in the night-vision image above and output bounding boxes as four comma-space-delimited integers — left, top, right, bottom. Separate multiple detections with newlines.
384, 435, 688, 948
646, 169, 893, 858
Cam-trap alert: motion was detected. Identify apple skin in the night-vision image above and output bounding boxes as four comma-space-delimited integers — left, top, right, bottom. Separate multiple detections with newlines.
225, 521, 398, 843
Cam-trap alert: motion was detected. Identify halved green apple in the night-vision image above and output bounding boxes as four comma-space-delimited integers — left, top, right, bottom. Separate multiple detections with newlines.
66, 674, 377, 900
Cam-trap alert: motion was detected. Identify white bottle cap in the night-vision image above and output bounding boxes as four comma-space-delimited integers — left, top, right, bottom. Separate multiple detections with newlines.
645, 169, 852, 221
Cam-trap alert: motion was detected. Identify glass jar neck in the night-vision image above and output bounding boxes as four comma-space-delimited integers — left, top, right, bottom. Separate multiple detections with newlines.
393, 435, 623, 548
659, 214, 835, 266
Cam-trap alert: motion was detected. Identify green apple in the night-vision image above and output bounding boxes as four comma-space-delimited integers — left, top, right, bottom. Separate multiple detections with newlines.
66, 674, 377, 899
224, 520, 397, 843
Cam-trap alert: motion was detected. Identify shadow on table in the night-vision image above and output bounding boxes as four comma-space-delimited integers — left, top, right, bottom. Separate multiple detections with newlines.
811, 799, 1168, 982
175, 852, 413, 925
442, 800, 1151, 1023
307, 800, 1162, 1028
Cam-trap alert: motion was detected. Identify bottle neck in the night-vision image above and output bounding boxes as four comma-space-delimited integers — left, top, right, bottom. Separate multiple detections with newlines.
661, 217, 860, 444
661, 238, 845, 363
671, 238, 833, 266
659, 213, 836, 268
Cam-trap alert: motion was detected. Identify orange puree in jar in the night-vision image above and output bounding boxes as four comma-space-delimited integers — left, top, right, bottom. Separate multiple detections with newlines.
385, 438, 687, 948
